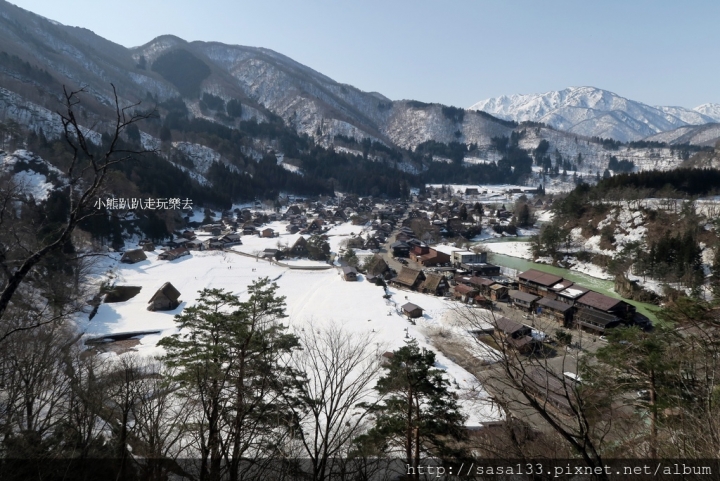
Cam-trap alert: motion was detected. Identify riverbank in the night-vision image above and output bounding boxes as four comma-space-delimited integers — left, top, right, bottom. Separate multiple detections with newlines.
480, 240, 613, 281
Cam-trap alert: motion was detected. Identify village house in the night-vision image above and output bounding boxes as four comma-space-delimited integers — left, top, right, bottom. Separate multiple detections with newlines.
453, 283, 479, 303
147, 282, 181, 311
414, 248, 451, 267
341, 266, 358, 281
536, 297, 574, 327
142, 242, 155, 252
489, 283, 509, 301
185, 239, 204, 251
517, 269, 564, 297
420, 272, 449, 296
390, 266, 426, 290
365, 256, 390, 281
494, 316, 536, 354
203, 237, 225, 250
509, 289, 540, 312
289, 236, 308, 257
218, 233, 242, 247
451, 250, 486, 267
390, 241, 410, 258
120, 249, 147, 264
401, 302, 423, 319
364, 237, 381, 250
573, 291, 635, 334
261, 228, 275, 238
158, 247, 190, 261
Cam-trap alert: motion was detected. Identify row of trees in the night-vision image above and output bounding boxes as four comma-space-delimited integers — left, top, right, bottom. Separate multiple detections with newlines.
1, 278, 470, 480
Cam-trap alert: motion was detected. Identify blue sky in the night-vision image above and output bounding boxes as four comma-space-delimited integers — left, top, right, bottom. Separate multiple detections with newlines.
10, 0, 720, 108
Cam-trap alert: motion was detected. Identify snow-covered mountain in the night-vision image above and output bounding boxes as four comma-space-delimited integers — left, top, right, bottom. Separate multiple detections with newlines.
470, 87, 718, 142
695, 103, 720, 123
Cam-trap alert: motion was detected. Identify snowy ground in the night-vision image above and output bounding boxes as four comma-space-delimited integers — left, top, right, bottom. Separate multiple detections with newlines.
482, 241, 533, 259
79, 236, 502, 426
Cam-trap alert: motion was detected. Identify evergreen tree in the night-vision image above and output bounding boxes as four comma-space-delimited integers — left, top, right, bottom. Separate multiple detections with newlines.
357, 340, 467, 478
159, 280, 300, 481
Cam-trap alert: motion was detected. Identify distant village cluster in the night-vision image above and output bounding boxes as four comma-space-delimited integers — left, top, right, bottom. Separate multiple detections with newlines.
115, 185, 649, 361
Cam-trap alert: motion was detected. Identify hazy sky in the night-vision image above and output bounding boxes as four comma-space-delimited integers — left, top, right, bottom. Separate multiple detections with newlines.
10, 0, 720, 108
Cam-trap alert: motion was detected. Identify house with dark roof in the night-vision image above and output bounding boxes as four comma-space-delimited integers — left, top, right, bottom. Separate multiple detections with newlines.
518, 269, 564, 296
575, 291, 635, 324
120, 249, 147, 264
390, 241, 410, 257
147, 282, 181, 311
341, 266, 358, 281
536, 297, 574, 326
574, 308, 623, 334
158, 247, 190, 261
402, 302, 423, 319
290, 237, 308, 257
494, 316, 536, 354
415, 248, 451, 267
509, 290, 540, 312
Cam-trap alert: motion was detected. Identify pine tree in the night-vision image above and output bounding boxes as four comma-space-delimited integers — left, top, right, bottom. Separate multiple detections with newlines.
357, 340, 467, 478
159, 280, 300, 481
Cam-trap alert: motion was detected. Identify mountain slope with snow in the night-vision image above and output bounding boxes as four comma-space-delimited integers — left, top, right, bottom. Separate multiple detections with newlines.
470, 87, 717, 142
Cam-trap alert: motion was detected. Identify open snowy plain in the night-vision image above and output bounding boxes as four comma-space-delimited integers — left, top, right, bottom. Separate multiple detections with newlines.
80, 223, 503, 427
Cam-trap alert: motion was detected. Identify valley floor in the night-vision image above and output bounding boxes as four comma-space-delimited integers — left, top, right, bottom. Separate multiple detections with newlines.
79, 224, 503, 428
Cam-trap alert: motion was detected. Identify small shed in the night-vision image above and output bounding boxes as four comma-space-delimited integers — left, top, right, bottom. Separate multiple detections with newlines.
401, 302, 423, 319
120, 249, 147, 264
261, 228, 275, 238
141, 242, 155, 252
147, 282, 181, 311
341, 266, 358, 281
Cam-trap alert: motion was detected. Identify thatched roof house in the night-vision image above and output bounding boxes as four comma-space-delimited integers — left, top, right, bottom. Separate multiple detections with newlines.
147, 282, 181, 311
120, 249, 147, 264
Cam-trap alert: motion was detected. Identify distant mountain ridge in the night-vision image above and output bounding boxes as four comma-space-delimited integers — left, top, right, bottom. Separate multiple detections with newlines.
470, 86, 720, 142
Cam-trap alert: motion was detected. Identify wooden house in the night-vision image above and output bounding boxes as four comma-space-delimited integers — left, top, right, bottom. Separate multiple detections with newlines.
489, 284, 509, 301
390, 267, 425, 290
402, 302, 423, 319
364, 237, 381, 250
454, 284, 479, 303
120, 249, 147, 264
290, 236, 308, 257
341, 266, 358, 281
517, 269, 564, 296
158, 247, 190, 261
420, 272, 449, 296
391, 241, 410, 258
147, 282, 181, 311
261, 228, 275, 238
509, 290, 540, 312
141, 242, 155, 252
536, 297, 574, 326
414, 248, 451, 267
494, 316, 535, 353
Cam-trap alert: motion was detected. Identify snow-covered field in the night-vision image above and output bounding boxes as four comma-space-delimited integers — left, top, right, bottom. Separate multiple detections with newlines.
80, 236, 502, 426
482, 241, 533, 259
